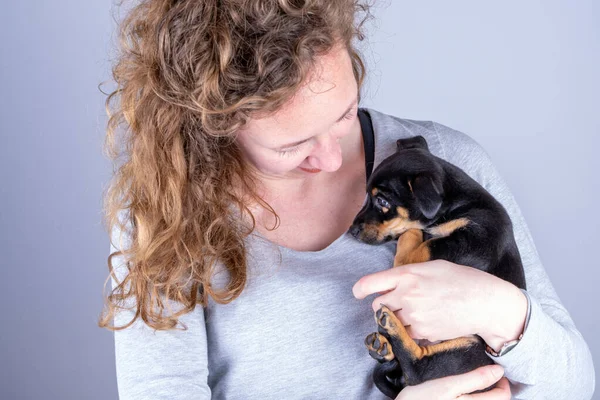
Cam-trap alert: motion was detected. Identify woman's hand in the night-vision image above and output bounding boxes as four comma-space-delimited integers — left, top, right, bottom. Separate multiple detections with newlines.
396, 365, 511, 400
352, 260, 527, 351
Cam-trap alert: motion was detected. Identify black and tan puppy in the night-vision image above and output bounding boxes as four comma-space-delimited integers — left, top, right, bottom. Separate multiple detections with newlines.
349, 135, 526, 398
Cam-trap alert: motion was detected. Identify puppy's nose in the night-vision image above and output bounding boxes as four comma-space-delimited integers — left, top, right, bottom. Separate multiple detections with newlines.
349, 224, 361, 238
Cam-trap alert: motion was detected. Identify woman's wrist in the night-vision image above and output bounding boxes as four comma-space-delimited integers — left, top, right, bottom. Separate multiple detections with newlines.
478, 281, 528, 353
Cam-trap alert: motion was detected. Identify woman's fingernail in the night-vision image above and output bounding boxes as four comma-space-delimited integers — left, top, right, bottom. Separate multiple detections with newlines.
491, 365, 505, 378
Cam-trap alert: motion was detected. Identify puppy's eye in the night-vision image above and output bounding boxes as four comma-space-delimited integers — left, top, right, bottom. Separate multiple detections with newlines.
376, 196, 390, 209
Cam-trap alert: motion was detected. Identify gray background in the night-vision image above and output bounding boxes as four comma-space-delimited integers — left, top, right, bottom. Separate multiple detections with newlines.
0, 1, 597, 399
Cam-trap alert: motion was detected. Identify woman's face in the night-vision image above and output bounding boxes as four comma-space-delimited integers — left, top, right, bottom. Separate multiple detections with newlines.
235, 44, 361, 180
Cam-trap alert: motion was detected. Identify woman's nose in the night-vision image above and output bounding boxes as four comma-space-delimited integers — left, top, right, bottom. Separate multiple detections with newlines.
306, 135, 343, 172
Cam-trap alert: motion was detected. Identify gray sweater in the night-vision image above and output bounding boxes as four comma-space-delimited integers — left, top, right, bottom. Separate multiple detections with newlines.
110, 108, 595, 399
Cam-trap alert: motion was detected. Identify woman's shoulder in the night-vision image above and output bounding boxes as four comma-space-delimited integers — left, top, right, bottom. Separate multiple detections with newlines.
364, 107, 496, 186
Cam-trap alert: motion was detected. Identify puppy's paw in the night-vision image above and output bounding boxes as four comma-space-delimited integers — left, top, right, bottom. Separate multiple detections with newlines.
375, 304, 402, 333
365, 332, 395, 362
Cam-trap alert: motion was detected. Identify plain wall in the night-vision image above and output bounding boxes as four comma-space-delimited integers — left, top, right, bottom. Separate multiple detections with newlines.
0, 1, 596, 399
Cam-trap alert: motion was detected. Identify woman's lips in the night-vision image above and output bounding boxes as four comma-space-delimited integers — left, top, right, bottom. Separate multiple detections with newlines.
299, 167, 322, 173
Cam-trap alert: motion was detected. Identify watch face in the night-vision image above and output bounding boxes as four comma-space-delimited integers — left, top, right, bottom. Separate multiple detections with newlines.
498, 342, 517, 356
486, 337, 521, 357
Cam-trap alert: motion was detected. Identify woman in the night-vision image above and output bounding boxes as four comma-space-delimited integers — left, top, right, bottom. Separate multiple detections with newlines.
99, 1, 595, 399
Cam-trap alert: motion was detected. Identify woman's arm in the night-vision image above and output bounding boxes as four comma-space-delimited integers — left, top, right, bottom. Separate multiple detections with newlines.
432, 122, 596, 399
109, 220, 211, 400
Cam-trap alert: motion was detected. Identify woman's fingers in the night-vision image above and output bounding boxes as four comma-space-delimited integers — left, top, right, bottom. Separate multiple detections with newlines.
353, 268, 403, 299
458, 377, 511, 400
451, 365, 505, 397
354, 266, 420, 300
395, 365, 506, 400
371, 292, 402, 313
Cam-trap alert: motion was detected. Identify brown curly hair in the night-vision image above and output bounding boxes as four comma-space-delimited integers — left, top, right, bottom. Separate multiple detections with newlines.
99, 0, 372, 332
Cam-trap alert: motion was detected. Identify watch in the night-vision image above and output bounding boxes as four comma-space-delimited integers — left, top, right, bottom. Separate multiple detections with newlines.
485, 333, 524, 357
485, 288, 531, 358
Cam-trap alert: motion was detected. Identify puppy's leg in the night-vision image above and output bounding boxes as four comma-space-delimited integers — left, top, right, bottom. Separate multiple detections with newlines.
365, 332, 405, 398
375, 305, 481, 386
399, 218, 472, 265
373, 361, 405, 399
402, 241, 432, 265
394, 229, 424, 267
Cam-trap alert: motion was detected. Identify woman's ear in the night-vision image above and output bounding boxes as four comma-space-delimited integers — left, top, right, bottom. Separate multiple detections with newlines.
410, 174, 443, 219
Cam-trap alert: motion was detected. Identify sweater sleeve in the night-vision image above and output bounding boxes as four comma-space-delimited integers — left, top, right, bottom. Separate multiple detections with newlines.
109, 214, 211, 400
432, 122, 595, 400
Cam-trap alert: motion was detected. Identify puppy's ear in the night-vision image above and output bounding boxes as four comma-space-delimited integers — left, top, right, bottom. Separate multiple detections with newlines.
396, 136, 429, 152
409, 174, 442, 219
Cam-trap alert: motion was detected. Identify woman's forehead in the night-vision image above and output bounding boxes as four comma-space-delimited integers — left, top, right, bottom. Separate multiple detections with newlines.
239, 48, 357, 148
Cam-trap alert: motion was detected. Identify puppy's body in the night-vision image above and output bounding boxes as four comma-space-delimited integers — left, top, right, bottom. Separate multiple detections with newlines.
350, 136, 526, 398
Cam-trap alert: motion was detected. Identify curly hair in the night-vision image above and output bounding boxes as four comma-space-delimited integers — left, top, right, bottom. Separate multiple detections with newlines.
99, 0, 372, 332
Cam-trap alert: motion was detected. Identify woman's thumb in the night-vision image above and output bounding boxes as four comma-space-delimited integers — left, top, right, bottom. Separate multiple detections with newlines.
452, 364, 505, 396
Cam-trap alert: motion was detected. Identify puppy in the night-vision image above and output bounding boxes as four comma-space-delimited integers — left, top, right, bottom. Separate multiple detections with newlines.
349, 135, 526, 398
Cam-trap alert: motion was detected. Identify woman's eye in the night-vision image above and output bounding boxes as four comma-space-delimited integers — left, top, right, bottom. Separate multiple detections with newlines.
338, 109, 357, 123
276, 145, 302, 157
343, 111, 355, 121
376, 197, 390, 209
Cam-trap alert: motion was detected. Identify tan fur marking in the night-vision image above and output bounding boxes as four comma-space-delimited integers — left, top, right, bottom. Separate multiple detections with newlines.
382, 206, 389, 213
394, 229, 424, 267
396, 206, 409, 219
419, 336, 480, 358
362, 224, 380, 239
377, 305, 479, 360
376, 305, 423, 360
395, 218, 469, 266
427, 218, 470, 238
378, 216, 424, 241
404, 242, 432, 264
371, 187, 379, 196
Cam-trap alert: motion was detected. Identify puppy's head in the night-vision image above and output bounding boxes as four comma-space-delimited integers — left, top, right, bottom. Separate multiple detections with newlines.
349, 136, 445, 244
